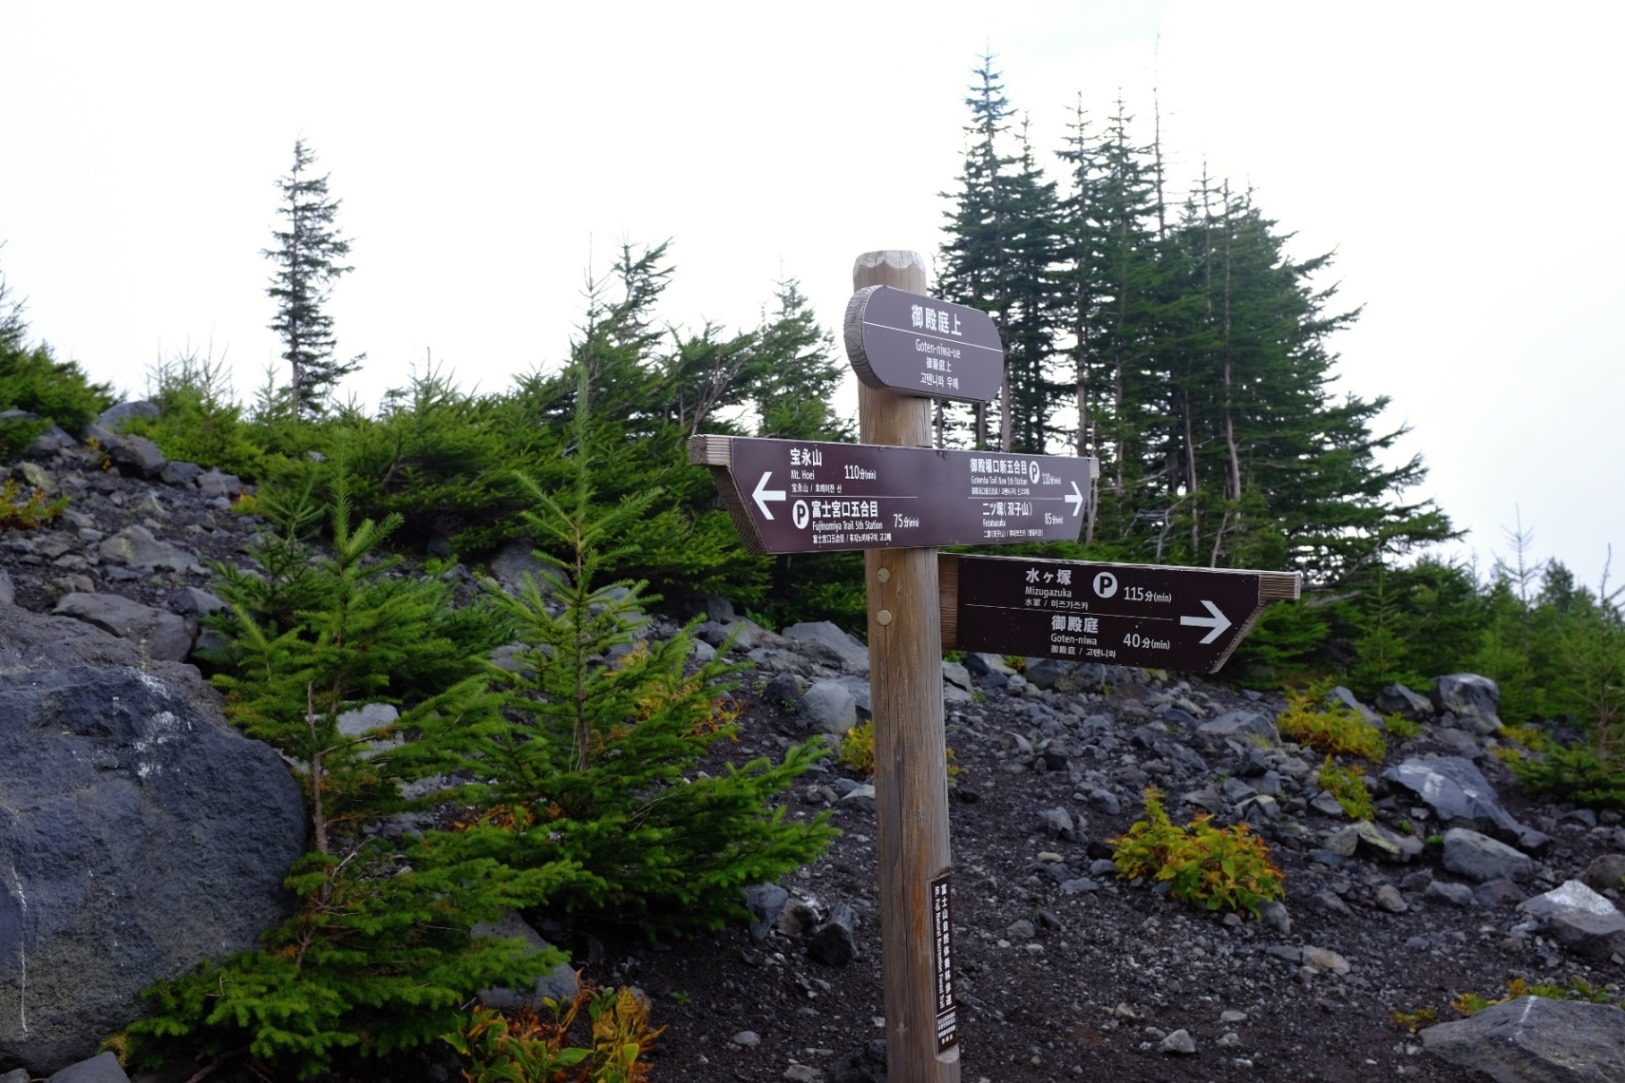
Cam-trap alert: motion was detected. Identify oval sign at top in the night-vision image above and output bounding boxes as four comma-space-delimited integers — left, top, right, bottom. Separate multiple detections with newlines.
842, 285, 1004, 403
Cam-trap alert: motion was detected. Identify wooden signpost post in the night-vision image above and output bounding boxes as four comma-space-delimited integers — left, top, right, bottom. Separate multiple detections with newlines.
695, 250, 1294, 1080
852, 252, 960, 1081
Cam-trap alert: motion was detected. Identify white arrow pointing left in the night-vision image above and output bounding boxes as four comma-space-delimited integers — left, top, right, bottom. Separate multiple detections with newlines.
1065, 480, 1084, 517
753, 472, 786, 519
1180, 599, 1231, 645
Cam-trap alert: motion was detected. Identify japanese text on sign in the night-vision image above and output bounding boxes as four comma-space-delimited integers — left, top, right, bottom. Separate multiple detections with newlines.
931, 874, 957, 1051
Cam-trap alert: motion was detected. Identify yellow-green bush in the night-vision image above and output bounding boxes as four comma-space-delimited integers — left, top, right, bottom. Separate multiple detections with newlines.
1110, 788, 1285, 918
1316, 756, 1376, 820
1276, 691, 1387, 761
0, 477, 66, 531
838, 720, 876, 774
447, 985, 662, 1083
838, 720, 960, 784
1382, 713, 1424, 741
1451, 977, 1620, 1017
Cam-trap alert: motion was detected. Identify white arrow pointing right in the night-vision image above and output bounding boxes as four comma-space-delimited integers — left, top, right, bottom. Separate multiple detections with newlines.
1065, 480, 1084, 517
1180, 599, 1232, 645
752, 472, 786, 519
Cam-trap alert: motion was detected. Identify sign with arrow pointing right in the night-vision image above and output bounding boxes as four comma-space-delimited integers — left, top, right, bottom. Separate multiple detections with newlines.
940, 554, 1301, 674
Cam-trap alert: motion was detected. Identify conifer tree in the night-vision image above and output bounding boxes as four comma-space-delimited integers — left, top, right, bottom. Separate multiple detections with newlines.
750, 277, 853, 442
123, 474, 562, 1078
265, 139, 364, 417
938, 53, 1016, 449
482, 245, 769, 608
940, 56, 1066, 453
1058, 98, 1167, 539
444, 375, 835, 932
1000, 117, 1064, 453
0, 257, 24, 353
1168, 186, 1452, 581
938, 74, 1459, 588
0, 256, 116, 455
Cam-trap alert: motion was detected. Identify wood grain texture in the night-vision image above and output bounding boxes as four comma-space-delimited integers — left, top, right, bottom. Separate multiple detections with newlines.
854, 250, 962, 1080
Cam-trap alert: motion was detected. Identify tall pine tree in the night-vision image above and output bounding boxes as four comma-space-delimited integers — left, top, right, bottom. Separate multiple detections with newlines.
939, 53, 1060, 452
1167, 185, 1452, 581
1001, 117, 1064, 453
1053, 97, 1169, 546
265, 139, 364, 417
938, 53, 1012, 449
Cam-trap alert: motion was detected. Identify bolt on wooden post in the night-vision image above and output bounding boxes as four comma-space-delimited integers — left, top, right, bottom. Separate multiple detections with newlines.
853, 250, 960, 1081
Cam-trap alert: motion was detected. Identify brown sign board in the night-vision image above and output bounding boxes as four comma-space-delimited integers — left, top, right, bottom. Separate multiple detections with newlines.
940, 554, 1301, 673
690, 435, 1098, 554
843, 285, 1004, 402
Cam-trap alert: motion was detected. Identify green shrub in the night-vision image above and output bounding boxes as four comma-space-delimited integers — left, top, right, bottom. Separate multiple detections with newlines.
1509, 741, 1625, 808
316, 369, 520, 554
446, 986, 661, 1083
1110, 788, 1285, 918
839, 719, 876, 775
1452, 976, 1622, 1016
420, 379, 835, 934
1276, 689, 1387, 761
1390, 1007, 1438, 1033
203, 473, 511, 703
838, 719, 960, 785
0, 477, 68, 531
761, 550, 866, 631
1382, 713, 1424, 740
1315, 756, 1376, 820
118, 477, 566, 1079
0, 339, 116, 456
122, 347, 268, 477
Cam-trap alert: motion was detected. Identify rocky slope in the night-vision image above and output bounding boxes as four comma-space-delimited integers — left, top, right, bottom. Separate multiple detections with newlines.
1, 413, 1623, 1083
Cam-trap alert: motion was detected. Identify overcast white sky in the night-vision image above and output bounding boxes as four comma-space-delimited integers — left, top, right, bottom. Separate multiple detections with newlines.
2, 1, 1620, 587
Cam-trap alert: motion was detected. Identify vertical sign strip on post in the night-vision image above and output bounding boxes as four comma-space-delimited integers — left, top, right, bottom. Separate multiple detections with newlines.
852, 250, 961, 1080
930, 873, 957, 1052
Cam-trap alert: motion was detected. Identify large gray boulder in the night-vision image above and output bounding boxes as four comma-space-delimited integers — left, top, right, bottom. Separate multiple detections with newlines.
802, 679, 859, 736
0, 619, 306, 1075
1384, 756, 1551, 853
96, 524, 205, 576
1431, 673, 1503, 734
52, 592, 195, 661
37, 1051, 130, 1082
1422, 995, 1625, 1082
781, 621, 869, 675
1023, 658, 1109, 694
1518, 881, 1625, 963
1198, 708, 1281, 746
1441, 827, 1536, 883
1374, 682, 1434, 721
83, 423, 166, 478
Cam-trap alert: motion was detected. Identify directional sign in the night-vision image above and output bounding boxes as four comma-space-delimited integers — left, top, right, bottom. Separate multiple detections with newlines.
843, 285, 1004, 402
940, 554, 1301, 673
690, 435, 1097, 554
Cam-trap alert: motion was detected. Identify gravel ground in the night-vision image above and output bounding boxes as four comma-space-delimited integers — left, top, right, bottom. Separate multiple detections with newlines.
609, 679, 1619, 1083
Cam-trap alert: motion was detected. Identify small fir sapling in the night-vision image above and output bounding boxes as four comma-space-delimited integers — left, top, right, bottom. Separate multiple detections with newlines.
438, 371, 835, 933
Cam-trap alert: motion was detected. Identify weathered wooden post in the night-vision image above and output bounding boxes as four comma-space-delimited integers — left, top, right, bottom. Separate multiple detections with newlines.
852, 250, 960, 1081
